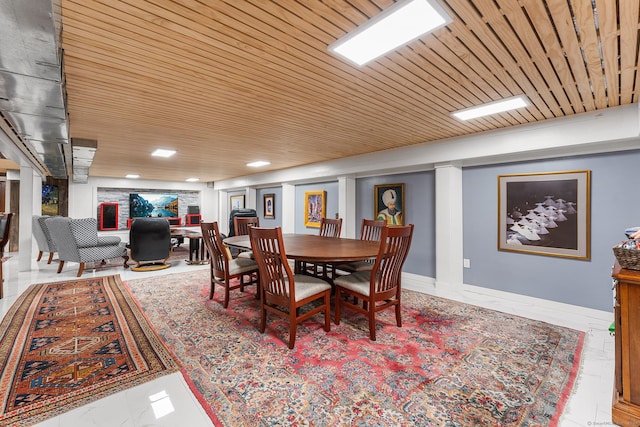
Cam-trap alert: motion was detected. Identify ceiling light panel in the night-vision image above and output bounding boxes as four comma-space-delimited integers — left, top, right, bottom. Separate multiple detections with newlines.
151, 149, 176, 158
452, 96, 530, 120
247, 161, 271, 167
328, 0, 452, 66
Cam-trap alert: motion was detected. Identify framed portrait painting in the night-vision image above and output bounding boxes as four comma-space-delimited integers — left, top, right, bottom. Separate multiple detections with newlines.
374, 183, 404, 226
230, 194, 245, 211
498, 170, 591, 260
304, 190, 326, 228
263, 193, 275, 219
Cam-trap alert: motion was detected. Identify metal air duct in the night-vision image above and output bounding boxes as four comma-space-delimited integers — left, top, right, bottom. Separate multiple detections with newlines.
0, 0, 70, 178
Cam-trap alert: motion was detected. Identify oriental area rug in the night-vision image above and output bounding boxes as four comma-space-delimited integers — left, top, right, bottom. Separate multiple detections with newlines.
0, 275, 180, 426
125, 270, 585, 427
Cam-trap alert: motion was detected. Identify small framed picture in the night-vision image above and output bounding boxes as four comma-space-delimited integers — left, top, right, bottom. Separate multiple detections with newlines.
304, 190, 326, 228
374, 183, 404, 225
230, 194, 245, 211
263, 193, 275, 219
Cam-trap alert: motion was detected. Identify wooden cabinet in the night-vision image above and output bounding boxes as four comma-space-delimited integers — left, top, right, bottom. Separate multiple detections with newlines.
612, 263, 640, 426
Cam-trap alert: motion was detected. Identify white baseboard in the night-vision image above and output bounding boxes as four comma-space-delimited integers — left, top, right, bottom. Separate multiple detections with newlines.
401, 272, 612, 330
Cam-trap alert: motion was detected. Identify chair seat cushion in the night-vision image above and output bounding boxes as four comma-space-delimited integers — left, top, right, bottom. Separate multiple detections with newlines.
338, 260, 374, 273
97, 236, 122, 246
225, 258, 258, 276
291, 275, 331, 302
237, 251, 254, 259
334, 271, 371, 297
78, 243, 127, 262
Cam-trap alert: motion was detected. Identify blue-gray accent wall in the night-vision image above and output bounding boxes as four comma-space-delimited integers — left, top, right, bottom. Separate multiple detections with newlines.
356, 171, 435, 277
295, 182, 339, 234
463, 149, 640, 311
256, 187, 282, 228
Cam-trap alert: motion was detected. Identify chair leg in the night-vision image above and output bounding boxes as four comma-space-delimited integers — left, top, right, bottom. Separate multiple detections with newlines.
47, 252, 54, 264
37, 251, 43, 262
288, 312, 297, 349
259, 303, 267, 333
122, 255, 129, 268
395, 303, 402, 327
57, 260, 64, 273
334, 288, 341, 325
209, 279, 215, 299
77, 262, 85, 277
323, 291, 330, 332
223, 285, 230, 308
368, 307, 376, 341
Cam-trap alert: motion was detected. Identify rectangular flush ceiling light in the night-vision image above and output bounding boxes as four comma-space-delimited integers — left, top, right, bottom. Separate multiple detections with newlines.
452, 96, 530, 120
151, 148, 176, 158
328, 0, 452, 66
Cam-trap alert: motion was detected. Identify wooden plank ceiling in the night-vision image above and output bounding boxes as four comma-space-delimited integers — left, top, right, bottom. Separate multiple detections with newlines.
60, 0, 640, 182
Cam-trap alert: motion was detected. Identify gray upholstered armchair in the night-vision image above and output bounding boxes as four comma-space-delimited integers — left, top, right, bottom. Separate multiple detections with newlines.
45, 217, 129, 276
32, 215, 57, 264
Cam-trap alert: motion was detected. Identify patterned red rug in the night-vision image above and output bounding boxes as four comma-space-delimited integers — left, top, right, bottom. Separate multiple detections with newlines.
0, 275, 180, 426
125, 270, 584, 426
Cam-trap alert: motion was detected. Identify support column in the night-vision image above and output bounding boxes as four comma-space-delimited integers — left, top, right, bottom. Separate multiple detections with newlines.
218, 190, 228, 234
435, 162, 463, 291
245, 187, 256, 209
338, 175, 356, 238
18, 166, 36, 272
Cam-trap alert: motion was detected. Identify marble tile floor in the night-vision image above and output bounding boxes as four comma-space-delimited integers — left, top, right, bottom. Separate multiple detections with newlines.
0, 253, 617, 427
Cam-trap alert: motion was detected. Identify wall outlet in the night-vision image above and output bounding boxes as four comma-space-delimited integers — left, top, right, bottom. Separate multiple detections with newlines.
463, 258, 470, 268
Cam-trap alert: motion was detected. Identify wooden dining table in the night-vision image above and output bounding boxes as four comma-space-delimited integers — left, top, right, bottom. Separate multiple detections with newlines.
223, 234, 380, 265
171, 228, 208, 265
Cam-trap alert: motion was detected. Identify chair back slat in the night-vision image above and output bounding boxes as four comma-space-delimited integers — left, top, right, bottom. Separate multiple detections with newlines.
200, 222, 227, 277
249, 227, 294, 301
371, 225, 414, 294
234, 216, 260, 236
360, 219, 385, 242
319, 217, 342, 237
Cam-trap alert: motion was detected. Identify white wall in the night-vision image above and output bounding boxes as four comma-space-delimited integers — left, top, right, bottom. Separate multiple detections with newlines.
69, 177, 218, 222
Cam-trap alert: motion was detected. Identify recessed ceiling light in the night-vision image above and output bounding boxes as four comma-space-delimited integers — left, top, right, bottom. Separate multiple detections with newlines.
185, 178, 199, 182
151, 149, 176, 158
328, 0, 452, 66
247, 161, 271, 167
126, 174, 140, 179
452, 96, 530, 120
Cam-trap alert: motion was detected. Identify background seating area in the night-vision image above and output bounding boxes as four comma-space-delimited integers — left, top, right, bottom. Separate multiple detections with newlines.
43, 217, 129, 277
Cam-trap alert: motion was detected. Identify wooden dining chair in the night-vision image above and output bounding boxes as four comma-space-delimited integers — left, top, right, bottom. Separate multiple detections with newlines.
249, 226, 331, 349
306, 217, 343, 279
233, 216, 259, 259
336, 218, 386, 274
200, 221, 259, 308
334, 224, 414, 341
319, 217, 342, 237
234, 216, 259, 236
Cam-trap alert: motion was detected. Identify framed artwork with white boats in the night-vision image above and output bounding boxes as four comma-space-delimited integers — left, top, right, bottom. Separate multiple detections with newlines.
498, 170, 591, 260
